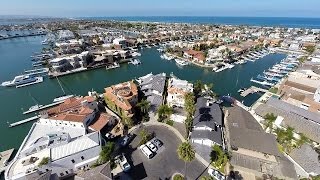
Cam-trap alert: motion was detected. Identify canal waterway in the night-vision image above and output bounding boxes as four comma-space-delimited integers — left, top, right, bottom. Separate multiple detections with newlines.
0, 36, 286, 152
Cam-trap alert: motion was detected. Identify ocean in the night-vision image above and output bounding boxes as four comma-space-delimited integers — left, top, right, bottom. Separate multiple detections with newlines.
84, 16, 320, 29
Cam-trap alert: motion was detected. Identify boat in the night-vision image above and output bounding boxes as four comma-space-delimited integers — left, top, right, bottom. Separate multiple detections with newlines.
238, 88, 247, 93
24, 68, 49, 77
175, 59, 189, 66
106, 62, 120, 70
128, 59, 141, 65
1, 75, 43, 87
227, 64, 235, 69
53, 77, 74, 102
250, 78, 274, 87
132, 52, 141, 57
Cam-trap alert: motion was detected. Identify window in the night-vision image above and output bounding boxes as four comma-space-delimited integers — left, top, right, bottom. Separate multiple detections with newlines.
71, 159, 75, 163
81, 156, 84, 160
65, 171, 69, 174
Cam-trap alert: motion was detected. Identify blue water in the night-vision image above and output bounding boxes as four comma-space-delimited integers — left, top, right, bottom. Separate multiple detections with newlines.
84, 16, 320, 29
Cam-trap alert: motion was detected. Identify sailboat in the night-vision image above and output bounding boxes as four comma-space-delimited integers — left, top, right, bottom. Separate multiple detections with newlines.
53, 77, 74, 102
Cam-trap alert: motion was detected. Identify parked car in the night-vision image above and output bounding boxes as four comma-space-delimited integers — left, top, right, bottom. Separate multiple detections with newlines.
120, 134, 133, 147
139, 145, 154, 159
153, 138, 163, 148
208, 168, 225, 180
105, 133, 115, 140
115, 154, 131, 172
146, 141, 157, 152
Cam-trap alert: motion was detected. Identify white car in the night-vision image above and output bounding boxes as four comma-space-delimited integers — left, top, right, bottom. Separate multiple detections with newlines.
208, 168, 225, 180
140, 145, 154, 159
146, 141, 157, 152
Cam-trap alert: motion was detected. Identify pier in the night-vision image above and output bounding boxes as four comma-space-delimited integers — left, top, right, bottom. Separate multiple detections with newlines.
0, 148, 15, 173
23, 101, 64, 114
9, 115, 40, 128
240, 86, 269, 97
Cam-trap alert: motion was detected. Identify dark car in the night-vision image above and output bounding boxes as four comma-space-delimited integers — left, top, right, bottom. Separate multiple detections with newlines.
120, 134, 133, 147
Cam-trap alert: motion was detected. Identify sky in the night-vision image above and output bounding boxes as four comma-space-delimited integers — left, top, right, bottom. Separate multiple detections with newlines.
0, 0, 320, 18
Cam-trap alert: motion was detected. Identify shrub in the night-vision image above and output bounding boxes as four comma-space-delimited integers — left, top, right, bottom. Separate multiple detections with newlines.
38, 157, 50, 166
166, 119, 174, 126
173, 174, 184, 180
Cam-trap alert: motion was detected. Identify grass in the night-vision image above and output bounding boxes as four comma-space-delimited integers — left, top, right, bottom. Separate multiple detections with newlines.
269, 87, 278, 94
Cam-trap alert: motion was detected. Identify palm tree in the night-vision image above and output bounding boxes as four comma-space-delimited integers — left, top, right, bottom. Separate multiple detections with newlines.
296, 133, 309, 148
263, 113, 277, 132
177, 141, 195, 179
137, 99, 150, 114
184, 92, 195, 117
157, 104, 173, 122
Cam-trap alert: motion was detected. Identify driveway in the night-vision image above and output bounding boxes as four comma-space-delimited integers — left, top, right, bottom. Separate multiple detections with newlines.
122, 125, 209, 180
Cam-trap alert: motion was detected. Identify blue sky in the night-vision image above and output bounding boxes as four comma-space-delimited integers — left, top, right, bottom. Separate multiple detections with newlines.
1, 0, 320, 18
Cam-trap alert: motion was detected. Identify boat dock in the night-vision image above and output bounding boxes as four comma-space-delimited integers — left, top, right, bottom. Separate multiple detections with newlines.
0, 148, 15, 173
240, 86, 269, 97
23, 101, 64, 114
9, 115, 40, 128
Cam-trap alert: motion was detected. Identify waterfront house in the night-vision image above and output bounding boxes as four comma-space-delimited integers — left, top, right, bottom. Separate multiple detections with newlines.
113, 37, 128, 49
225, 106, 297, 180
104, 81, 138, 118
183, 49, 206, 64
57, 30, 75, 41
190, 97, 223, 164
136, 73, 166, 113
166, 76, 193, 123
167, 76, 193, 108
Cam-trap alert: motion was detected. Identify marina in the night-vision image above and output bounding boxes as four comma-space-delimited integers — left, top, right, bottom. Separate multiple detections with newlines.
0, 33, 286, 156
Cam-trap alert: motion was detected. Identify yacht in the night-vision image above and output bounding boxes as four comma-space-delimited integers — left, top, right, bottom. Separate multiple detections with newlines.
1, 75, 43, 87
106, 62, 120, 70
175, 59, 189, 66
128, 59, 141, 65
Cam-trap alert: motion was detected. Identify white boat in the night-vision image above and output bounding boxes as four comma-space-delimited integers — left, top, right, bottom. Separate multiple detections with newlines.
28, 104, 43, 111
106, 62, 120, 70
175, 59, 189, 66
227, 64, 235, 69
1, 75, 42, 87
53, 76, 74, 102
128, 59, 141, 65
53, 95, 74, 103
132, 52, 141, 57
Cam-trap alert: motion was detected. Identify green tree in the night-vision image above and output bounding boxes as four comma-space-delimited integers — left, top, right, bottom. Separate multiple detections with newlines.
139, 128, 152, 145
305, 45, 315, 54
194, 80, 204, 97
137, 99, 151, 114
200, 176, 214, 180
99, 142, 115, 164
177, 141, 195, 179
263, 113, 277, 132
184, 92, 196, 117
296, 133, 309, 148
211, 145, 229, 172
157, 104, 173, 122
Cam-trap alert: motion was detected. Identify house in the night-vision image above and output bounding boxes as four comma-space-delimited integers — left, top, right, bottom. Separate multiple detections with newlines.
190, 97, 223, 147
226, 106, 297, 180
254, 97, 320, 144
5, 121, 102, 180
57, 30, 75, 41
183, 50, 206, 64
190, 97, 223, 164
40, 96, 98, 129
75, 163, 113, 180
113, 37, 127, 49
167, 76, 193, 108
289, 144, 320, 177
104, 81, 138, 118
136, 73, 166, 113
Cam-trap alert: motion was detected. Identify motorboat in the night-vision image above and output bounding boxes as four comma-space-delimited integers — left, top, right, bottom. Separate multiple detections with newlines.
175, 59, 189, 66
1, 75, 42, 87
53, 95, 74, 103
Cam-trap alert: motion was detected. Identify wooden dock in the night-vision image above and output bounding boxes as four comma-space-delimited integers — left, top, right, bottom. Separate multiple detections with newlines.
9, 115, 40, 128
23, 101, 64, 114
240, 86, 268, 97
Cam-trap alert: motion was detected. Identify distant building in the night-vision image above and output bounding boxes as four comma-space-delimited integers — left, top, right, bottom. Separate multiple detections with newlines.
104, 81, 138, 118
57, 30, 75, 41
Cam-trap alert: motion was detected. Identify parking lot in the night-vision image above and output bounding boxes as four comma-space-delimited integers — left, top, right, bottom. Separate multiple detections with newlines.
122, 125, 209, 180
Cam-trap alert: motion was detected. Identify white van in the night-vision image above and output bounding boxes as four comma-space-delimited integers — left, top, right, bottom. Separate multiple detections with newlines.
140, 145, 154, 159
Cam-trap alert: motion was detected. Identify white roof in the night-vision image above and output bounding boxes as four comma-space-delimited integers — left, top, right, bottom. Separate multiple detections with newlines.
51, 132, 99, 161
